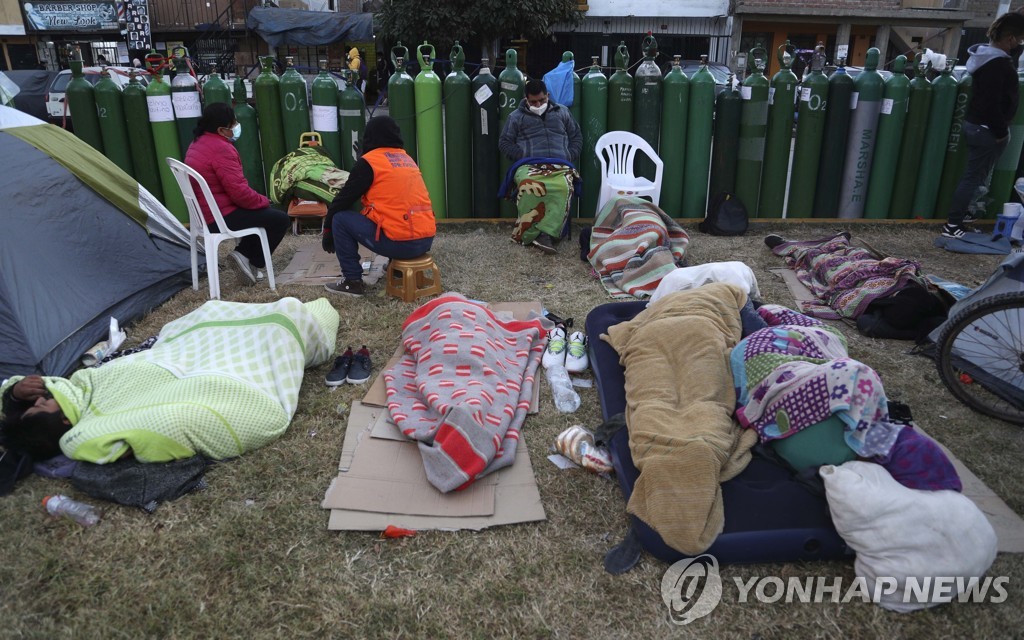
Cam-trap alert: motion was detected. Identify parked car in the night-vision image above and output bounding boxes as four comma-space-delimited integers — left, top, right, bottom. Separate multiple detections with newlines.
0, 69, 56, 121
677, 60, 734, 94
45, 66, 145, 124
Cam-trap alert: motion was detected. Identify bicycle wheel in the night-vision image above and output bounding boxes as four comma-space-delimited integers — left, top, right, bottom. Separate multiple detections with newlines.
935, 291, 1024, 425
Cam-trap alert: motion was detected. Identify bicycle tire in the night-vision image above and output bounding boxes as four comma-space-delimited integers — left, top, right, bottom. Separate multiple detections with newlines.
935, 291, 1024, 425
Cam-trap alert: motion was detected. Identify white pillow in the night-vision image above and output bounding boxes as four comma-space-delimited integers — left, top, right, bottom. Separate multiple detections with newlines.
648, 261, 760, 303
820, 461, 997, 613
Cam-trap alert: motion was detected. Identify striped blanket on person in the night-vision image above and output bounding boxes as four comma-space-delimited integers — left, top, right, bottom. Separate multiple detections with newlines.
588, 196, 689, 299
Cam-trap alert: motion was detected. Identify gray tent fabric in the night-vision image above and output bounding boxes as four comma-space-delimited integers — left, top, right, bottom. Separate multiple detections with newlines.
0, 131, 193, 380
933, 230, 1011, 255
246, 8, 373, 48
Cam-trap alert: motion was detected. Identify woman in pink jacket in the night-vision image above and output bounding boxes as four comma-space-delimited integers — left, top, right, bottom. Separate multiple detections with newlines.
184, 103, 290, 283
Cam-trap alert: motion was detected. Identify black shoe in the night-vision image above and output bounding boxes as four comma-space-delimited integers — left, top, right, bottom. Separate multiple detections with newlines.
764, 234, 786, 249
325, 279, 366, 297
941, 223, 966, 239
532, 232, 557, 255
326, 347, 353, 387
346, 346, 372, 384
962, 211, 978, 225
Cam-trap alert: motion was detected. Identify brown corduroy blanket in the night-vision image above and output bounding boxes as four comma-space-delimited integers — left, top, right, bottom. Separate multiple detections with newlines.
602, 283, 758, 554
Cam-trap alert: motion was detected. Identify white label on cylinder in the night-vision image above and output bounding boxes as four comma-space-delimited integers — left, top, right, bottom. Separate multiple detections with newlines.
474, 84, 493, 105
312, 104, 338, 131
881, 98, 894, 115
481, 109, 488, 135
850, 92, 859, 110
147, 94, 174, 122
768, 87, 775, 105
500, 81, 518, 91
339, 109, 362, 118
740, 85, 752, 100
172, 91, 202, 118
800, 87, 811, 102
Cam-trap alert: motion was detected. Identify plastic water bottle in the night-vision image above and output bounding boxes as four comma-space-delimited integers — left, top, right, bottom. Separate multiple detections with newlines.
546, 363, 581, 413
43, 495, 101, 527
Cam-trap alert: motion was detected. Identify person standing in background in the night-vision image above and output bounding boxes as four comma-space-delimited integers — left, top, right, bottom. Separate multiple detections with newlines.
942, 11, 1024, 239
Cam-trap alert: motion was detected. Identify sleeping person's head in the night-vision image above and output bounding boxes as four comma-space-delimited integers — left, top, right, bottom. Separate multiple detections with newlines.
0, 396, 71, 461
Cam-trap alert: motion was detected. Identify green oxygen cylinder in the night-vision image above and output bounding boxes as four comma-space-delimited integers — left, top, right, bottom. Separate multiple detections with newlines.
93, 69, 133, 177
986, 55, 1024, 217
581, 56, 608, 217
280, 56, 311, 152
66, 53, 103, 152
709, 73, 741, 200
735, 48, 770, 216
659, 55, 689, 216
889, 56, 933, 219
472, 58, 500, 217
311, 60, 342, 167
497, 48, 525, 218
633, 34, 662, 180
564, 51, 582, 124
122, 71, 163, 199
759, 41, 799, 218
444, 42, 472, 218
864, 55, 911, 219
682, 55, 717, 218
339, 69, 366, 171
813, 60, 854, 217
145, 60, 185, 222
170, 56, 201, 157
415, 42, 446, 218
389, 43, 417, 161
607, 42, 633, 133
787, 45, 828, 219
202, 67, 231, 107
837, 47, 884, 218
233, 77, 266, 195
253, 56, 286, 192
912, 61, 959, 218
934, 73, 973, 218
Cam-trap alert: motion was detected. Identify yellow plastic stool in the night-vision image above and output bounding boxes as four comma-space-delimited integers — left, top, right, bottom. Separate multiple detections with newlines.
385, 254, 442, 302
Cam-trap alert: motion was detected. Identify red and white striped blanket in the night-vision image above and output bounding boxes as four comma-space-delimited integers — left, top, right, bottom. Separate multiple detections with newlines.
383, 294, 546, 492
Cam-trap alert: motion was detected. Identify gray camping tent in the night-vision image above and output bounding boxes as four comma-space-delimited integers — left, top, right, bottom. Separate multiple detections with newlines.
0, 106, 193, 379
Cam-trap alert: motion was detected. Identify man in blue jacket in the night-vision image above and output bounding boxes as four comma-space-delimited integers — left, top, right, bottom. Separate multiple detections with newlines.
943, 11, 1024, 239
499, 79, 582, 253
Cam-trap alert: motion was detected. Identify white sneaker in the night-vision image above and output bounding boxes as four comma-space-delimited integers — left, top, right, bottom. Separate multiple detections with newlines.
542, 327, 568, 369
565, 331, 589, 373
228, 251, 257, 284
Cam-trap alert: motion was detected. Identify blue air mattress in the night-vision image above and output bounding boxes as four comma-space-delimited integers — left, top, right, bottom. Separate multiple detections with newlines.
586, 301, 850, 565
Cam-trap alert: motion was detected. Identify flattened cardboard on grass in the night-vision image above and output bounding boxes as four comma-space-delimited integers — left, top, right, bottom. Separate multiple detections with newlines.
326, 438, 545, 531
323, 393, 546, 531
278, 243, 388, 286
361, 300, 543, 414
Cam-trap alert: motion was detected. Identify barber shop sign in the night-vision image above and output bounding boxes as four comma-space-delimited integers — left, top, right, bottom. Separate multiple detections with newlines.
21, 1, 119, 32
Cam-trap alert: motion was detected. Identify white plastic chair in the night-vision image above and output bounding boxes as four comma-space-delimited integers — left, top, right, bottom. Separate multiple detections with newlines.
594, 131, 665, 215
165, 157, 276, 300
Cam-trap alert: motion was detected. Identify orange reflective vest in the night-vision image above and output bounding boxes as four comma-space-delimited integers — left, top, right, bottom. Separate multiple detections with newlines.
361, 148, 436, 241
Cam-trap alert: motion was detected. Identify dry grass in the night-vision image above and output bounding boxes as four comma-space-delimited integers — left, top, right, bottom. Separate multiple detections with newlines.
1, 221, 1022, 639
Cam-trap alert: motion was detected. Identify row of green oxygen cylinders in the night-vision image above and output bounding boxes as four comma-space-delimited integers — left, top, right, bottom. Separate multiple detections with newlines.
63, 47, 366, 224
66, 38, 1024, 222
382, 37, 719, 219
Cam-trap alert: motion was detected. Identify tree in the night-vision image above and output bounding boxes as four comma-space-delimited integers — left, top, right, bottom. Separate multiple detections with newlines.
376, 0, 582, 64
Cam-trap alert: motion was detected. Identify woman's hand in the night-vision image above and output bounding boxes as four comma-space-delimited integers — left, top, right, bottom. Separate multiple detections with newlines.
12, 375, 47, 402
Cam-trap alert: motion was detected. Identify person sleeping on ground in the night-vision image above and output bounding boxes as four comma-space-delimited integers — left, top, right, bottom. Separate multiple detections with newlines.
0, 297, 339, 463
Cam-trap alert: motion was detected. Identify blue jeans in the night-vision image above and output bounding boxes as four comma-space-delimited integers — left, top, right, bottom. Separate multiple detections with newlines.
947, 122, 1009, 225
331, 210, 433, 281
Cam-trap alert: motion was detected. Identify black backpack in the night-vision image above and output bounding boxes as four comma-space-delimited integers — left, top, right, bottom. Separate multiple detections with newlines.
700, 192, 748, 236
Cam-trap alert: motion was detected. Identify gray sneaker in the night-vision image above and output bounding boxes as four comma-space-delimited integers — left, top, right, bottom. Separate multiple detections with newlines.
532, 232, 556, 254
228, 251, 257, 284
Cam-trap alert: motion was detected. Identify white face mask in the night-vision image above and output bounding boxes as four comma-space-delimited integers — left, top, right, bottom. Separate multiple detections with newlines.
229, 122, 242, 141
529, 103, 548, 116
